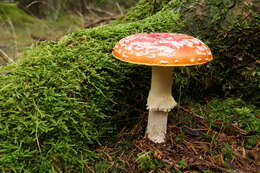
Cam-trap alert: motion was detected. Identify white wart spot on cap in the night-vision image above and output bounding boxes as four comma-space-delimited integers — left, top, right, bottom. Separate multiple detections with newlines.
198, 58, 202, 61
121, 43, 127, 48
190, 58, 195, 62
124, 40, 130, 44
122, 53, 128, 58
195, 49, 201, 55
196, 45, 207, 51
149, 54, 156, 59
134, 46, 143, 50
195, 49, 206, 55
190, 38, 200, 44
183, 40, 194, 47
130, 50, 136, 55
160, 60, 169, 64
118, 49, 122, 54
135, 52, 144, 56
125, 46, 131, 50
174, 59, 179, 63
172, 41, 182, 48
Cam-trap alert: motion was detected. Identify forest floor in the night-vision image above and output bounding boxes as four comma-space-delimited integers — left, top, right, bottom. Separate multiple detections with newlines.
91, 99, 259, 173
0, 2, 119, 65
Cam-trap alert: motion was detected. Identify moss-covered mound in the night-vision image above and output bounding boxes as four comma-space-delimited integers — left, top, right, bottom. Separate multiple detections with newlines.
0, 0, 259, 171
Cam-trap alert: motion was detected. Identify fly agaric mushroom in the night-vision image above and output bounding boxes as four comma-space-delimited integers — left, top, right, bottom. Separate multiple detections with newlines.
112, 33, 213, 143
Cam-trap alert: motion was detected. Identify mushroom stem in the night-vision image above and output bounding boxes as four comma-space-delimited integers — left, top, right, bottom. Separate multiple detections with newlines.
147, 67, 176, 111
146, 66, 177, 143
146, 110, 168, 143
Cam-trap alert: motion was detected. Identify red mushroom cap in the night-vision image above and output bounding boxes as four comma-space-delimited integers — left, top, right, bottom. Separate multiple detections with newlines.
112, 33, 213, 66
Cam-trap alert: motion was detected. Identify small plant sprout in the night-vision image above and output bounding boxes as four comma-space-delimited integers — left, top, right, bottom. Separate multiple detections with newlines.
112, 33, 213, 143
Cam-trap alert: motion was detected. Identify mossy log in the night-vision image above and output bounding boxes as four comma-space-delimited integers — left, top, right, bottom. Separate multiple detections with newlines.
0, 0, 259, 171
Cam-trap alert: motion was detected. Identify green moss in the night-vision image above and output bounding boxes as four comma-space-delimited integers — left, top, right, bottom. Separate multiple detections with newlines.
0, 6, 184, 170
198, 98, 260, 132
117, 0, 171, 22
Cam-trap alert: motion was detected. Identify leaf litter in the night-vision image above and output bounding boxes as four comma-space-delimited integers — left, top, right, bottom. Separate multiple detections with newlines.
96, 105, 259, 173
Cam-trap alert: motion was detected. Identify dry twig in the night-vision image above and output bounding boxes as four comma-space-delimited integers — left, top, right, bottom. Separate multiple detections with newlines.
0, 48, 14, 63
84, 16, 118, 28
